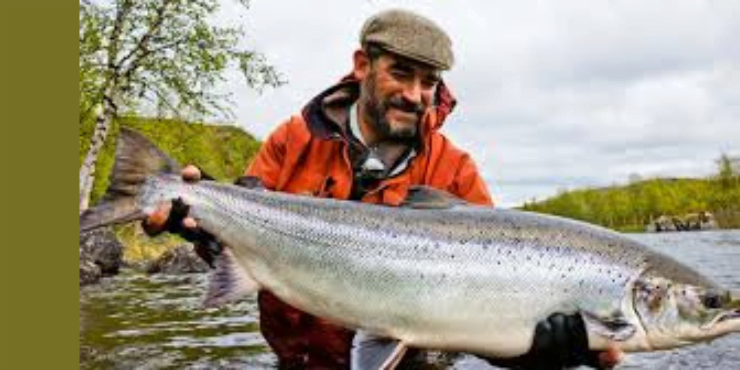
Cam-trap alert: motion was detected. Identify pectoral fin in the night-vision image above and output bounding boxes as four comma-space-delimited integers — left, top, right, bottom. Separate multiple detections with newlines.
582, 310, 636, 341
203, 247, 260, 307
351, 331, 408, 370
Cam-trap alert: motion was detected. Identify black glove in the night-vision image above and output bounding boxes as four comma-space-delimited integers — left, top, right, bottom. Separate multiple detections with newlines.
483, 313, 606, 370
141, 168, 223, 268
165, 197, 222, 268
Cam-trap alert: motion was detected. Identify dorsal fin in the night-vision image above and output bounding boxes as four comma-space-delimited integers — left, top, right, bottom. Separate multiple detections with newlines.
234, 175, 266, 189
401, 186, 467, 209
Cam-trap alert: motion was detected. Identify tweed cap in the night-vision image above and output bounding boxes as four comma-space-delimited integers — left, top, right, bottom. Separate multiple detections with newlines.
360, 9, 454, 70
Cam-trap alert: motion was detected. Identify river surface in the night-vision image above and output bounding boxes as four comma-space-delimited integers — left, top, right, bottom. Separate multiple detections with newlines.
80, 230, 740, 369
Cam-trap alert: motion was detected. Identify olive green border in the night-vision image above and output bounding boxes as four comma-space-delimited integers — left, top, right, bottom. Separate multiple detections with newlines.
0, 1, 78, 369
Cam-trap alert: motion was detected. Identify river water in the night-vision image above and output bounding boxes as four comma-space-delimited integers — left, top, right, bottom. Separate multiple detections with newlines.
80, 230, 740, 369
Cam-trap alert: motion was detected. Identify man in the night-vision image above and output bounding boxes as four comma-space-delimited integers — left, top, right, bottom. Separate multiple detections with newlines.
145, 9, 621, 370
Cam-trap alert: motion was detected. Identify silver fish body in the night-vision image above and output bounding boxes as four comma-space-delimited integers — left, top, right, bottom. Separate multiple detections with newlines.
143, 174, 723, 356
81, 129, 740, 359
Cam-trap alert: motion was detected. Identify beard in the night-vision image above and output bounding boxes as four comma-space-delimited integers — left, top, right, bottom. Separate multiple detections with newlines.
360, 71, 427, 142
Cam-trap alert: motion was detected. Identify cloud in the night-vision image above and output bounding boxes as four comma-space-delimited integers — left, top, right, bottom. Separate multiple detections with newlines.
216, 0, 740, 208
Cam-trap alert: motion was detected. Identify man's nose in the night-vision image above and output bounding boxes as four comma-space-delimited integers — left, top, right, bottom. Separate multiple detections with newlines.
401, 79, 423, 104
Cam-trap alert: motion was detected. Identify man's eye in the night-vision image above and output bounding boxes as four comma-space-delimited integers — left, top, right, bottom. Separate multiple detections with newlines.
391, 70, 410, 79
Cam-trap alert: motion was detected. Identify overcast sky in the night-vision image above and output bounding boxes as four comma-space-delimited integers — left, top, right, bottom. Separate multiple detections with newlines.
216, 0, 740, 208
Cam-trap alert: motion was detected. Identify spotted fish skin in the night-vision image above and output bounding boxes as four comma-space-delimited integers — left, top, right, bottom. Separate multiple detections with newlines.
134, 174, 701, 356
80, 129, 740, 359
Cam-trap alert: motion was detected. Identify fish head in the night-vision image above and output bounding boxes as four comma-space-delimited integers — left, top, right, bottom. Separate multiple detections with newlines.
632, 275, 740, 350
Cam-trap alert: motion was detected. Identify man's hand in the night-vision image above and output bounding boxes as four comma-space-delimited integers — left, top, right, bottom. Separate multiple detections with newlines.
483, 312, 623, 370
142, 164, 203, 235
142, 165, 222, 267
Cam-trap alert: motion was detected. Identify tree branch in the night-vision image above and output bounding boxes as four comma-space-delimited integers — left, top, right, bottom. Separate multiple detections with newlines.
107, 0, 134, 73
118, 34, 190, 89
116, 0, 177, 79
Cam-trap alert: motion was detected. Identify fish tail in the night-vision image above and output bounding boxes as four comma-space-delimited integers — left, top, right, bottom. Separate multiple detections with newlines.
79, 128, 181, 232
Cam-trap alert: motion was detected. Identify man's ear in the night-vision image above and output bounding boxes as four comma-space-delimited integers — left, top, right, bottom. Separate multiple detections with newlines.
353, 49, 370, 80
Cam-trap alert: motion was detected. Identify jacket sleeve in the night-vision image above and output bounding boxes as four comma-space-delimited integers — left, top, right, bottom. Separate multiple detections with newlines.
451, 154, 494, 207
245, 120, 291, 190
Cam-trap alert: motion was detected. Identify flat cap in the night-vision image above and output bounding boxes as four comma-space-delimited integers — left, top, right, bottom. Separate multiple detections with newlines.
360, 9, 454, 70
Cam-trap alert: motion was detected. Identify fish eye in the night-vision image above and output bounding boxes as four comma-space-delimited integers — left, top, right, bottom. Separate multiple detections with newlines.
702, 292, 724, 309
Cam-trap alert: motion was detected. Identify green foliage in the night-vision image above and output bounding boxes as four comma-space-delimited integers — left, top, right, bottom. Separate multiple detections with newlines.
716, 154, 739, 190
522, 160, 740, 232
79, 0, 284, 121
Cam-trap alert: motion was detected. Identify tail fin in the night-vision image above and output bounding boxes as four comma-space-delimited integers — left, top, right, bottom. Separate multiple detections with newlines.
80, 128, 181, 233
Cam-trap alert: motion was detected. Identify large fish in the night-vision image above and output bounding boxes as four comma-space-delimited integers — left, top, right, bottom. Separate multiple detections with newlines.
81, 129, 740, 369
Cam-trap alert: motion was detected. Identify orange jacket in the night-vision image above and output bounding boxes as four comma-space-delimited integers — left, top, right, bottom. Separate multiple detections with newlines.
245, 77, 493, 368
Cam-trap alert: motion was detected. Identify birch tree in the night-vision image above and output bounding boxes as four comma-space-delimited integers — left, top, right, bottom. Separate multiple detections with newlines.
79, 0, 282, 212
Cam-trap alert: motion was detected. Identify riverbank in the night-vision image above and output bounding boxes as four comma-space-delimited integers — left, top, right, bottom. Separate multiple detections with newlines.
521, 176, 740, 232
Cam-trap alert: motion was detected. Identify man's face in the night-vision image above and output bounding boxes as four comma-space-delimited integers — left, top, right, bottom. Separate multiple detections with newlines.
357, 52, 440, 141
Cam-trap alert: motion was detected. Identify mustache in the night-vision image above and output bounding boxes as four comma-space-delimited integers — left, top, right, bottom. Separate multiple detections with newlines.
386, 96, 426, 116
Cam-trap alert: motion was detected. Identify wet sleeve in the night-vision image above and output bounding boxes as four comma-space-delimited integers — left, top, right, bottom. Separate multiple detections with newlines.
451, 154, 494, 207
245, 120, 290, 190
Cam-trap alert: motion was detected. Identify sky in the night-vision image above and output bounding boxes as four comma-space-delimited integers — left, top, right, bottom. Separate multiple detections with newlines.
216, 0, 740, 208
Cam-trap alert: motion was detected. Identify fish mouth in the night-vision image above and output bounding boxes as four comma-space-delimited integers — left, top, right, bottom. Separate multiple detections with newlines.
717, 309, 740, 323
701, 308, 740, 330
719, 297, 740, 323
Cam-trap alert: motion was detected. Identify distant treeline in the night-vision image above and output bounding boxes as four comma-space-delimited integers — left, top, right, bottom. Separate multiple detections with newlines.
521, 157, 740, 232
